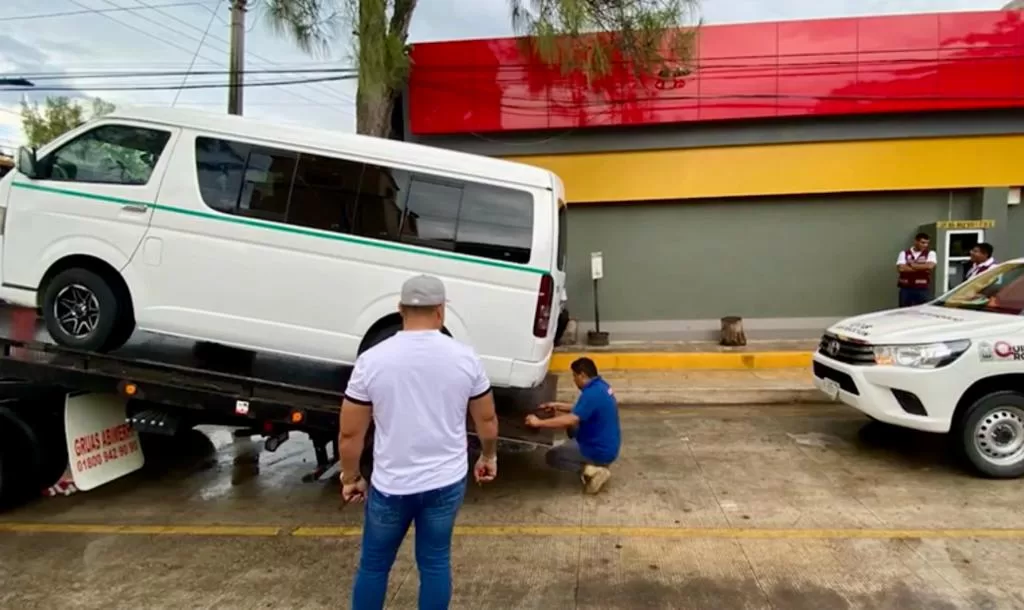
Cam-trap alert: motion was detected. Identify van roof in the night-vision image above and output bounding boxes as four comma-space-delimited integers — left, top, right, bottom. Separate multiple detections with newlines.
103, 106, 555, 189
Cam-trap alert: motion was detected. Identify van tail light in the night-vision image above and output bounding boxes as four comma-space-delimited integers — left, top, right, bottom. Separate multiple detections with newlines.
0, 207, 7, 236
533, 273, 554, 338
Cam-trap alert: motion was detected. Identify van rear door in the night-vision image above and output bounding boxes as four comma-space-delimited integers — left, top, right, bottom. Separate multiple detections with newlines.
3, 121, 178, 290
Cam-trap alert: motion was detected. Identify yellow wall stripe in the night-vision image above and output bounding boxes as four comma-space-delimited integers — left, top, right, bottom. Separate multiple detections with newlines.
504, 134, 1024, 203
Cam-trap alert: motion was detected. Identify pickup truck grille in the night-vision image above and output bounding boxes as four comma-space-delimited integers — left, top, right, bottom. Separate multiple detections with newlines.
818, 333, 876, 366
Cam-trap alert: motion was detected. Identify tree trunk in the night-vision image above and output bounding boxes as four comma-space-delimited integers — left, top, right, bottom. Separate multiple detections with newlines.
720, 316, 746, 347
356, 87, 395, 138
354, 0, 416, 139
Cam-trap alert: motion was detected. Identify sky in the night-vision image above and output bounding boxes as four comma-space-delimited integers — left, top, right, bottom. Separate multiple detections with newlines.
0, 0, 1008, 155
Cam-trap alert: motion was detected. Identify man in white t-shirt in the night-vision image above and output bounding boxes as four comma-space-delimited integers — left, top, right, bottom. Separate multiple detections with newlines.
338, 274, 499, 610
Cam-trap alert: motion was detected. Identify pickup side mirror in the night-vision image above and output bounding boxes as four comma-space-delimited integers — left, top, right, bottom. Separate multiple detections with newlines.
16, 146, 39, 179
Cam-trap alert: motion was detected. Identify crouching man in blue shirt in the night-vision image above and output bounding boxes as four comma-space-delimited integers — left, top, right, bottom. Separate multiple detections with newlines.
525, 357, 621, 494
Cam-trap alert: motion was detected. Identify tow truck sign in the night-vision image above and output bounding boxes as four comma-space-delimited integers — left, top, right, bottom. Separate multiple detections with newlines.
64, 393, 145, 491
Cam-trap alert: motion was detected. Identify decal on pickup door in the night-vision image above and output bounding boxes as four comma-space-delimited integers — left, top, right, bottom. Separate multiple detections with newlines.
979, 341, 1024, 362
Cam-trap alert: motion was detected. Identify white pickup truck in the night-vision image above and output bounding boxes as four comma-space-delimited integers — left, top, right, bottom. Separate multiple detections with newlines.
813, 258, 1024, 478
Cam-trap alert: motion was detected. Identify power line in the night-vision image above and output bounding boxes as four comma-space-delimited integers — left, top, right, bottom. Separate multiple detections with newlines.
173, 0, 226, 106
0, 1, 214, 22
2, 67, 356, 81
0, 74, 355, 93
64, 0, 348, 113
129, 0, 355, 104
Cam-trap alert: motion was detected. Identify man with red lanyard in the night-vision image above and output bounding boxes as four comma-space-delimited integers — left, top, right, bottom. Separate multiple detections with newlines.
896, 232, 937, 307
965, 242, 997, 281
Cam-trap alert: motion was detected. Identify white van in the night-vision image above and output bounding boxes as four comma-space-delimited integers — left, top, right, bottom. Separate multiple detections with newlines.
0, 107, 567, 389
813, 258, 1024, 477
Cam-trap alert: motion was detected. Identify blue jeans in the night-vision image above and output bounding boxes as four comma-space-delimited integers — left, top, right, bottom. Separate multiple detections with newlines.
352, 477, 467, 610
899, 287, 930, 308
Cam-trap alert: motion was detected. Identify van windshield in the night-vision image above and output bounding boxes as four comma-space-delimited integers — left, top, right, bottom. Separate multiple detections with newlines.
935, 262, 1024, 315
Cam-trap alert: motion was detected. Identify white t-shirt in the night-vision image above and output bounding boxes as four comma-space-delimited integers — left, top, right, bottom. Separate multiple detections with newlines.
344, 329, 491, 495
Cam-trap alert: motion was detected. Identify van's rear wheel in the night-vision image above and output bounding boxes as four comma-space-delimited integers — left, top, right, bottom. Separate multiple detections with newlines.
42, 268, 123, 352
358, 323, 401, 355
960, 391, 1024, 478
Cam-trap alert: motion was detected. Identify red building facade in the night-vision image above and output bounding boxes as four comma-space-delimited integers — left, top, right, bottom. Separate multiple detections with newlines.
408, 10, 1024, 135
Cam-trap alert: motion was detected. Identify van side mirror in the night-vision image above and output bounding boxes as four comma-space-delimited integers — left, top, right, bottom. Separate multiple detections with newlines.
16, 146, 39, 179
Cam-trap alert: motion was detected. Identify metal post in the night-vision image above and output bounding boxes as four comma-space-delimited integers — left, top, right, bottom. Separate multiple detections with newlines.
593, 278, 600, 333
228, 0, 247, 115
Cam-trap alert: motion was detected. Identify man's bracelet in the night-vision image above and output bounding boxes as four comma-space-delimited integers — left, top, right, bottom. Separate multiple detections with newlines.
340, 473, 362, 485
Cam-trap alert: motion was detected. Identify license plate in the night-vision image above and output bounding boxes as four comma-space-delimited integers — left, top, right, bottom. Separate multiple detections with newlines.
820, 378, 841, 400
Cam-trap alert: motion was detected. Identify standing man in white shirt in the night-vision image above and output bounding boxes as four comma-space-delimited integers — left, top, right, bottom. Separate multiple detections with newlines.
966, 242, 997, 281
338, 275, 499, 610
896, 232, 938, 307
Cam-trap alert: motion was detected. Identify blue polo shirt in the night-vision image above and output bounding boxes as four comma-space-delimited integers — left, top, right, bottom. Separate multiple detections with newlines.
571, 376, 621, 464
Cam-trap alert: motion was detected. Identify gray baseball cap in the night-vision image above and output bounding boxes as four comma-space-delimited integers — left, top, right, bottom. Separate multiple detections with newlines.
400, 274, 447, 306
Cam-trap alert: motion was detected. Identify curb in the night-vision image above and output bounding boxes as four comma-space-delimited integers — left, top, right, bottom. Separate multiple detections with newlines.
555, 386, 825, 406
550, 351, 813, 372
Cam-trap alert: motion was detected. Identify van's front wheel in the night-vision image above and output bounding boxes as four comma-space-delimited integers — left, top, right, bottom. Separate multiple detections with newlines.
960, 391, 1024, 478
42, 268, 122, 352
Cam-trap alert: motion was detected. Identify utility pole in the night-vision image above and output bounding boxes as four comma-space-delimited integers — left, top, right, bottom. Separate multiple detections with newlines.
228, 0, 247, 115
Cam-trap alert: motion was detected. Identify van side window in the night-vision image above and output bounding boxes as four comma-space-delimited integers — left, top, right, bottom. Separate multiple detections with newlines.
353, 165, 408, 241
400, 175, 463, 251
456, 183, 534, 263
238, 147, 296, 221
287, 152, 361, 232
46, 125, 170, 186
196, 137, 250, 213
196, 137, 295, 221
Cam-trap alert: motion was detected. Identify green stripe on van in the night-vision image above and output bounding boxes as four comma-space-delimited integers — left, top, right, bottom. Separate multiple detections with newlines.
11, 181, 548, 275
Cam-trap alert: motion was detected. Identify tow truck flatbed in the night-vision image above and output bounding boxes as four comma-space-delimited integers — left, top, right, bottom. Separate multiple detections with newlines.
0, 310, 556, 506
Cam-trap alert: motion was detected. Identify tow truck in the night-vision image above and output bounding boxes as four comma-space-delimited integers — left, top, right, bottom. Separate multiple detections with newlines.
0, 310, 557, 509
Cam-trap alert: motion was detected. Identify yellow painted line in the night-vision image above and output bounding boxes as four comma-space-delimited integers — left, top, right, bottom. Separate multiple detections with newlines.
300, 525, 1024, 540
9, 522, 1024, 540
549, 351, 813, 372
292, 526, 362, 537
0, 522, 281, 537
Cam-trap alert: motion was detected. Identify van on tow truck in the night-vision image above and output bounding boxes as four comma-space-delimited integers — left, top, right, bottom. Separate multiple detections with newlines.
813, 258, 1024, 478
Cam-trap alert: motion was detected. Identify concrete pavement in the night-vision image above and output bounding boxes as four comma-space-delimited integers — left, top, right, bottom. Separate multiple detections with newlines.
2, 405, 1024, 608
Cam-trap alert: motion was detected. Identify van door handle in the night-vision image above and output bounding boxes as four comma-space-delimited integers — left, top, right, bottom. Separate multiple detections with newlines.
122, 204, 148, 213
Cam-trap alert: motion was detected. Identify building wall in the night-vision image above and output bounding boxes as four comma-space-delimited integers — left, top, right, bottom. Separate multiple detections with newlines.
563, 190, 975, 339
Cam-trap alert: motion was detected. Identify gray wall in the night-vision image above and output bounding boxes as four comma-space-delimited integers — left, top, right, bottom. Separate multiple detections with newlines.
1007, 200, 1024, 262
407, 108, 1024, 158
565, 190, 975, 323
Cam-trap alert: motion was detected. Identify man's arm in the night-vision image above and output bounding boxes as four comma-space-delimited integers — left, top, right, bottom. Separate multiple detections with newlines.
469, 391, 498, 459
339, 356, 372, 484
910, 251, 938, 271
540, 401, 574, 413
468, 355, 498, 461
339, 399, 371, 483
530, 413, 580, 429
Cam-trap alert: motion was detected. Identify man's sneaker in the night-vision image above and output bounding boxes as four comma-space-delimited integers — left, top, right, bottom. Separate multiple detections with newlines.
581, 465, 611, 494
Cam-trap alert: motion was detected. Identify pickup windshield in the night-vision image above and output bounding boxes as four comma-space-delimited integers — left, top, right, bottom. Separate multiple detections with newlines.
935, 262, 1024, 315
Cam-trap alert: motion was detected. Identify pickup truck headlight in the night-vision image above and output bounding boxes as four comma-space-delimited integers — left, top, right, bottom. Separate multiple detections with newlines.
873, 340, 970, 369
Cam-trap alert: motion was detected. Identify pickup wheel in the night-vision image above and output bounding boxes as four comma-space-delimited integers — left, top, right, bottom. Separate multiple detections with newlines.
960, 391, 1024, 478
42, 268, 122, 353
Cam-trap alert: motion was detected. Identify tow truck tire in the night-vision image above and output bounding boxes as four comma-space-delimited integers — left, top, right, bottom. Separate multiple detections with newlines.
42, 268, 121, 353
960, 391, 1024, 479
0, 412, 38, 508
